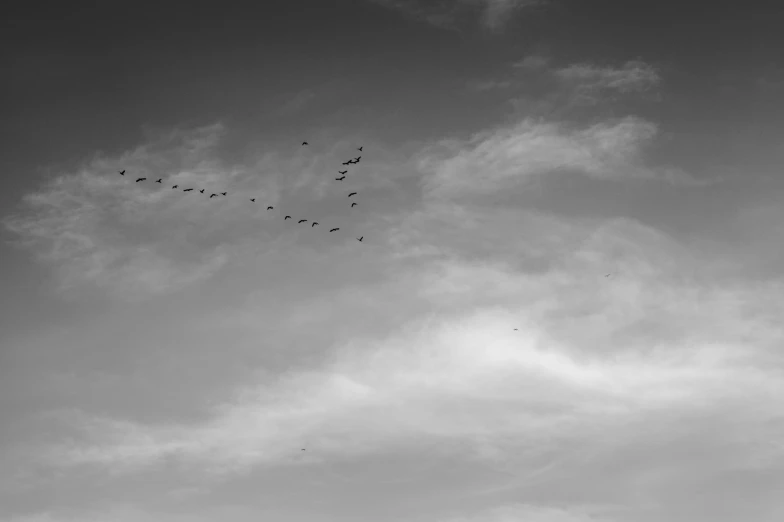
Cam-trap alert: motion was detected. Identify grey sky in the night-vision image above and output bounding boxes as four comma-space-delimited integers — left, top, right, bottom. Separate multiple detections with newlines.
2, 1, 784, 521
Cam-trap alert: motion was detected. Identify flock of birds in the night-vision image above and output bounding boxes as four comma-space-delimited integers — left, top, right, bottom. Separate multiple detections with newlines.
117, 142, 366, 242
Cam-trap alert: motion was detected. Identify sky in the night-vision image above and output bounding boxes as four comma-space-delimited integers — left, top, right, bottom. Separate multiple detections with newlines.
2, 1, 784, 521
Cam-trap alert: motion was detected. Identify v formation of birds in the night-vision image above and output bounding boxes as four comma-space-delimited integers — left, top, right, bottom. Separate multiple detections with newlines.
117, 142, 366, 242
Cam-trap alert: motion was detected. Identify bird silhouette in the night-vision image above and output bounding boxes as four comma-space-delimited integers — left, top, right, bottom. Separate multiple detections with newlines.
336, 176, 346, 181
172, 185, 178, 189
298, 219, 307, 223
348, 192, 357, 197
221, 192, 227, 196
329, 228, 339, 232
355, 156, 361, 162
338, 170, 347, 174
210, 194, 217, 198
514, 328, 518, 331
250, 198, 255, 202
342, 161, 351, 166
155, 178, 162, 183
135, 177, 146, 182
357, 236, 363, 242
351, 202, 357, 207
302, 141, 308, 146
285, 215, 291, 220
357, 146, 363, 151
200, 189, 205, 193
119, 170, 125, 176
267, 206, 274, 210
312, 222, 319, 227
184, 188, 193, 192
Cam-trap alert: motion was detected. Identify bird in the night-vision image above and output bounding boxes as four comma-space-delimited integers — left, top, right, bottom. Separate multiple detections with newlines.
285, 215, 291, 220
298, 219, 307, 224
514, 328, 518, 331
605, 274, 612, 278
336, 176, 346, 181
250, 198, 256, 202
342, 161, 351, 165
155, 178, 162, 183
210, 194, 217, 198
351, 202, 357, 207
329, 228, 339, 232
221, 192, 227, 196
355, 156, 361, 162
348, 192, 357, 197
267, 206, 274, 210
172, 185, 178, 189
357, 146, 363, 151
338, 170, 347, 174
200, 189, 205, 193
312, 222, 319, 227
135, 177, 146, 182
302, 141, 308, 146
184, 188, 193, 192
357, 236, 363, 242
119, 170, 125, 176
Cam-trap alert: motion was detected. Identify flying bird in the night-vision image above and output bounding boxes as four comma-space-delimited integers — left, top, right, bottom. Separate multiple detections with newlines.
336, 176, 345, 181
155, 178, 162, 183
338, 170, 347, 174
357, 146, 363, 151
172, 185, 178, 189
135, 177, 146, 182
351, 202, 357, 207
302, 141, 308, 146
357, 236, 363, 242
184, 188, 193, 192
221, 192, 227, 196
285, 215, 291, 220
250, 198, 255, 202
298, 219, 307, 223
312, 222, 319, 227
514, 328, 518, 331
200, 189, 205, 193
329, 228, 339, 232
119, 170, 125, 176
267, 206, 274, 210
210, 194, 217, 198
348, 192, 357, 197
342, 161, 351, 165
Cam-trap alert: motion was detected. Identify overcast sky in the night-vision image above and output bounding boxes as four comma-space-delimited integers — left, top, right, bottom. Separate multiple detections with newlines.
2, 1, 784, 521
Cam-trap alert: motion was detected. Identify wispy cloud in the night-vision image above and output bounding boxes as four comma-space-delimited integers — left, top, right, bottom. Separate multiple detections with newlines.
369, 0, 545, 32
555, 60, 661, 104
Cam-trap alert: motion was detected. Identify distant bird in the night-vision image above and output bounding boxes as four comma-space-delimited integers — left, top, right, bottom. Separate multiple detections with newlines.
338, 170, 347, 174
155, 178, 162, 183
312, 222, 319, 227
302, 141, 308, 146
514, 328, 518, 331
210, 194, 217, 198
184, 188, 193, 192
285, 215, 291, 220
351, 202, 357, 207
357, 146, 363, 151
336, 176, 346, 181
221, 192, 227, 196
342, 161, 351, 165
298, 219, 307, 223
135, 177, 146, 182
355, 156, 361, 162
348, 192, 357, 197
357, 236, 363, 242
200, 189, 205, 193
605, 274, 612, 278
329, 228, 339, 232
172, 185, 178, 189
250, 198, 256, 202
267, 206, 274, 210
119, 170, 125, 176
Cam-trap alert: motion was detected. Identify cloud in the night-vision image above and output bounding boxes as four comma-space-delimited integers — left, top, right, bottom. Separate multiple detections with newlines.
415, 115, 696, 200
437, 503, 615, 522
369, 0, 545, 32
554, 60, 661, 104
33, 210, 784, 499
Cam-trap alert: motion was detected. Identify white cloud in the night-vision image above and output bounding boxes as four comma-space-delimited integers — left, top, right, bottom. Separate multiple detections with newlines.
555, 60, 661, 104
415, 115, 686, 200
369, 0, 545, 32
